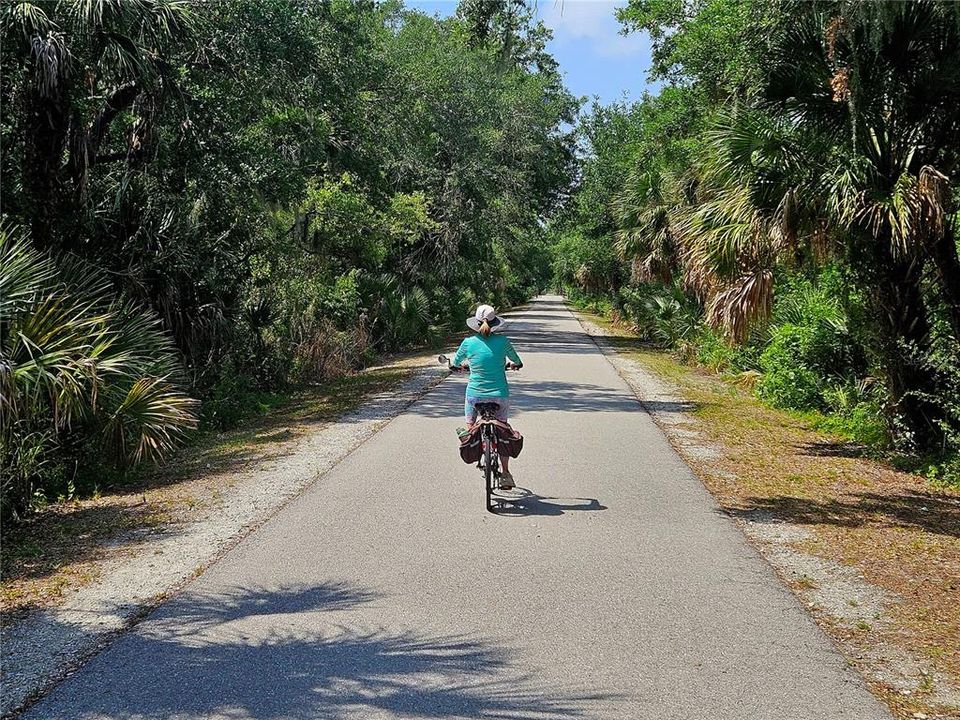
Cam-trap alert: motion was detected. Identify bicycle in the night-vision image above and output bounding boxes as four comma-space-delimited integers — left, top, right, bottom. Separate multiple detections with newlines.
439, 354, 522, 512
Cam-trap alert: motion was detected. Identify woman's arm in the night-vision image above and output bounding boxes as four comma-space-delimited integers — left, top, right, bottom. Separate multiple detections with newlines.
452, 338, 470, 369
505, 338, 522, 368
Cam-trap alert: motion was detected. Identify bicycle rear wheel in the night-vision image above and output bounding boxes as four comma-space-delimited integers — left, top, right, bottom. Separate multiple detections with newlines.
484, 429, 494, 512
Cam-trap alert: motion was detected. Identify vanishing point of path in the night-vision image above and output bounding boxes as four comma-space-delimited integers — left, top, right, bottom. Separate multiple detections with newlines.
22, 297, 891, 719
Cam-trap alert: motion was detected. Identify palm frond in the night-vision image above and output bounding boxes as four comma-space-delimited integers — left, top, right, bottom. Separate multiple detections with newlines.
29, 30, 70, 98
706, 268, 775, 342
1, 1, 54, 37
102, 376, 197, 465
0, 221, 57, 320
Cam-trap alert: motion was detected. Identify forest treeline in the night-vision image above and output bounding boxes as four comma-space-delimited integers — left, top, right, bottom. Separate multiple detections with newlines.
553, 0, 960, 484
0, 0, 575, 517
3, 0, 959, 519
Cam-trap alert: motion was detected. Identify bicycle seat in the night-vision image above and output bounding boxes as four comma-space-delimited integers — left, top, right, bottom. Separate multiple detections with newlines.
474, 402, 500, 418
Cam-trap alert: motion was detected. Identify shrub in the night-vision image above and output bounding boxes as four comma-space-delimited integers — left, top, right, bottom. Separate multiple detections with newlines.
614, 283, 701, 347
901, 330, 960, 475
756, 324, 826, 409
290, 322, 371, 385
367, 274, 432, 351
818, 379, 890, 447
696, 326, 741, 372
924, 455, 960, 488
755, 272, 868, 412
646, 292, 701, 347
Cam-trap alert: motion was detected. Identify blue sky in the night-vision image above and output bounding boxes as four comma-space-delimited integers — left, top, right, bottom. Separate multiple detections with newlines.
405, 1, 659, 107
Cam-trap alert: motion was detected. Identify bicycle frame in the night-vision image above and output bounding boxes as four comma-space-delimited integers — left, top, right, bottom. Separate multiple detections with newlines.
475, 409, 502, 513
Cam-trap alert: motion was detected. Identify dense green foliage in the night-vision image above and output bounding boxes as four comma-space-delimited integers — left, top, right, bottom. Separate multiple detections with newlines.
556, 0, 960, 481
0, 0, 575, 516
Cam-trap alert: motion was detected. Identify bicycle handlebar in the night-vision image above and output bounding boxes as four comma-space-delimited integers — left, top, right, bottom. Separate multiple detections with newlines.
438, 354, 521, 372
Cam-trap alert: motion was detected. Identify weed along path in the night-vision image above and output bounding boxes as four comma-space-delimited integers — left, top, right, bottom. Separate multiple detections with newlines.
20, 297, 890, 719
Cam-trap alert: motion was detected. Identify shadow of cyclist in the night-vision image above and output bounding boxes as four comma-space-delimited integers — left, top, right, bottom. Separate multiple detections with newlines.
493, 490, 606, 517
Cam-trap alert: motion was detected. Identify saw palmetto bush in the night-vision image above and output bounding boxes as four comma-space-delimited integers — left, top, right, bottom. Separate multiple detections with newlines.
0, 223, 197, 518
613, 283, 702, 348
367, 275, 433, 352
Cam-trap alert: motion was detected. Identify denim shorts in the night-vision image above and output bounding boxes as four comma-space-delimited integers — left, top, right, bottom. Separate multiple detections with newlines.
464, 396, 509, 424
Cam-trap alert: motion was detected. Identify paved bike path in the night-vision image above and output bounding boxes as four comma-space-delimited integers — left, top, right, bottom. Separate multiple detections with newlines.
23, 297, 890, 719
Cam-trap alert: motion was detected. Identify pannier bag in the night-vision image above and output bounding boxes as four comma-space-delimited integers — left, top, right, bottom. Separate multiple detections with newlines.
457, 422, 524, 464
495, 423, 524, 458
459, 427, 483, 464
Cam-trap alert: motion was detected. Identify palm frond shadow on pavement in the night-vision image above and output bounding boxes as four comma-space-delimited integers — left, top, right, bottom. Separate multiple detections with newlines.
36, 581, 616, 719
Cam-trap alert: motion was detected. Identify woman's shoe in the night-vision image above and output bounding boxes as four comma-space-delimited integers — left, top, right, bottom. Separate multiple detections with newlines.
500, 472, 515, 490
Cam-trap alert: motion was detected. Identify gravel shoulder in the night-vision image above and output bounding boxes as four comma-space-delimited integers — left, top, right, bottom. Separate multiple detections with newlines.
573, 310, 960, 720
1, 353, 447, 717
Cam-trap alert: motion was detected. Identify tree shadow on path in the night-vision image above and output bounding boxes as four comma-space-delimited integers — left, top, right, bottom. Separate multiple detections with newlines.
33, 581, 613, 720
729, 490, 960, 539
412, 380, 644, 419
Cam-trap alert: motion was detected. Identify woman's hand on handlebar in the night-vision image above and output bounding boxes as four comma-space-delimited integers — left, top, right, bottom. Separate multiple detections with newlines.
439, 354, 467, 373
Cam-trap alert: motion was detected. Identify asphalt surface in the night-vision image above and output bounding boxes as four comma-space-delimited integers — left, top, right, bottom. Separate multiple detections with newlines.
22, 296, 891, 719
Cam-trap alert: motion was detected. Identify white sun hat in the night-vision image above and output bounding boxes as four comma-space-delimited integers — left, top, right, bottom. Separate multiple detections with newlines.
466, 304, 507, 333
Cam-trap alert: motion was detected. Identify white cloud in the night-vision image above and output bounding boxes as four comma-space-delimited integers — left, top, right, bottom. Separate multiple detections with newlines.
536, 0, 642, 57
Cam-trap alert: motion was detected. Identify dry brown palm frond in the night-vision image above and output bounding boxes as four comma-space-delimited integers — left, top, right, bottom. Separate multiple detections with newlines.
773, 187, 801, 263
668, 174, 783, 342
677, 183, 779, 285
733, 370, 762, 391
706, 268, 775, 343
855, 167, 951, 258
810, 219, 835, 264
916, 165, 951, 244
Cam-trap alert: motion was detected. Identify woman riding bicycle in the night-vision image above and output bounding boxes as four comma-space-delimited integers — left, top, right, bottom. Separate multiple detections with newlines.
451, 304, 523, 489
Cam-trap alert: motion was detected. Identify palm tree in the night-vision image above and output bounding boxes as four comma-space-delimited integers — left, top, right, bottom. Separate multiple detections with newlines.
676, 108, 828, 341
614, 108, 816, 342
1, 0, 194, 248
614, 0, 960, 445
612, 166, 684, 285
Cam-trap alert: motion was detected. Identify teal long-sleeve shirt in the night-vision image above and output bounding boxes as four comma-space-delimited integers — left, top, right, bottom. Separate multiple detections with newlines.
452, 333, 522, 398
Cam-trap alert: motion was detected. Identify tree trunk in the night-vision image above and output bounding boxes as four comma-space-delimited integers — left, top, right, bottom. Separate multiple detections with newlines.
23, 87, 69, 250
872, 245, 944, 450
67, 81, 141, 192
